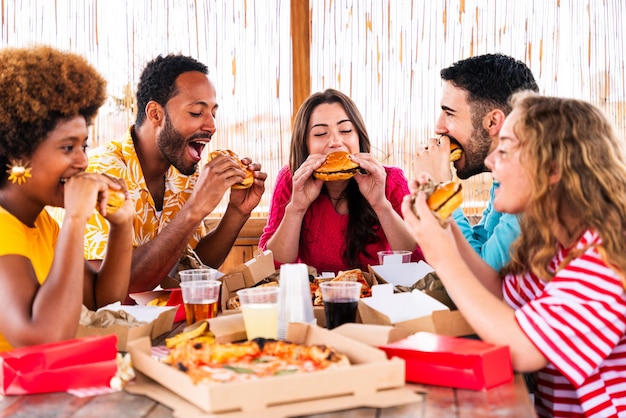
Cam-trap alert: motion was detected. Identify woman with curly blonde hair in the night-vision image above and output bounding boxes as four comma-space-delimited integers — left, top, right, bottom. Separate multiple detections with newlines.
403, 91, 626, 417
0, 46, 134, 351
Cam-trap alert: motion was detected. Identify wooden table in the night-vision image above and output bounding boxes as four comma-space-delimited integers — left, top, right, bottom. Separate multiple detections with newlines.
0, 374, 535, 417
0, 322, 537, 417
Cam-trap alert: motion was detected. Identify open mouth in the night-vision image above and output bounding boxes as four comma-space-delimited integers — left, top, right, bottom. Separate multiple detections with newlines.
188, 140, 208, 161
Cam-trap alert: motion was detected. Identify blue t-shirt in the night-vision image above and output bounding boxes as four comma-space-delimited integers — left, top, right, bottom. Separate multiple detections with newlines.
452, 182, 520, 272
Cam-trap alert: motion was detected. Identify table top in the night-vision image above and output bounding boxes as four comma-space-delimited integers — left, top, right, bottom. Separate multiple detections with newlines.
0, 321, 537, 418
0, 374, 535, 418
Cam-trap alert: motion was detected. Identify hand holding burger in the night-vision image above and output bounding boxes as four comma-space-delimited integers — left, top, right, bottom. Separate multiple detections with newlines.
208, 149, 254, 189
412, 177, 463, 225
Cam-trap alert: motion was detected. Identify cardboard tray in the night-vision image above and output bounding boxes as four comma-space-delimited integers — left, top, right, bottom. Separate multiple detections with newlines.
76, 304, 177, 351
127, 322, 415, 416
358, 284, 474, 337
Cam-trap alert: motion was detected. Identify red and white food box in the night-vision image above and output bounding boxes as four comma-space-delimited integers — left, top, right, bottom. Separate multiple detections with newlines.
379, 331, 513, 390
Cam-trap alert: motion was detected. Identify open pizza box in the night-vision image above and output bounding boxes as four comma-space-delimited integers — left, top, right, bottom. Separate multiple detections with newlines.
76, 302, 177, 352
126, 322, 421, 417
358, 283, 474, 337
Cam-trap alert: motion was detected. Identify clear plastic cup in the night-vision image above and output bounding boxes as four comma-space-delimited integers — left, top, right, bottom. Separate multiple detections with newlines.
377, 250, 412, 265
276, 263, 316, 340
237, 287, 280, 340
319, 281, 362, 329
179, 280, 221, 326
179, 268, 219, 282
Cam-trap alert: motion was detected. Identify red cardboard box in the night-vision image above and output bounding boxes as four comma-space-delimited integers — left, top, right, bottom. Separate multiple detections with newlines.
379, 332, 513, 390
0, 335, 118, 395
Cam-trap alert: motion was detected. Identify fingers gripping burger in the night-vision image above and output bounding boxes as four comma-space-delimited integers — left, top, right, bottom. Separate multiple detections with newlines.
312, 151, 362, 181
208, 149, 254, 189
413, 178, 463, 223
103, 189, 126, 215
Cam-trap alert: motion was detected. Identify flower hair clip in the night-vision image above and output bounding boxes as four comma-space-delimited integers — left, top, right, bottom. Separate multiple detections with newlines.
6, 159, 32, 185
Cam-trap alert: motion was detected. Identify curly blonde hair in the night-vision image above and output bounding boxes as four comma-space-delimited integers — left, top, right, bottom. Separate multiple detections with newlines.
0, 45, 107, 185
503, 92, 626, 284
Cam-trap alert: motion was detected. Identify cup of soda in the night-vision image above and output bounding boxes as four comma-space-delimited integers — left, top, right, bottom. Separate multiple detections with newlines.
319, 281, 362, 329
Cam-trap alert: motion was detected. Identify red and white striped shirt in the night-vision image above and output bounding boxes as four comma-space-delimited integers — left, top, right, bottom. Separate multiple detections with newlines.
503, 230, 626, 418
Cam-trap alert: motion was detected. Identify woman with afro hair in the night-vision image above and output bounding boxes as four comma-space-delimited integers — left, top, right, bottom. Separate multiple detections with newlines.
0, 45, 134, 351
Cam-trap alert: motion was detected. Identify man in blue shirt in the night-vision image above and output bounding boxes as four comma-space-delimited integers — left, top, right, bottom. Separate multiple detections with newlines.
414, 54, 538, 272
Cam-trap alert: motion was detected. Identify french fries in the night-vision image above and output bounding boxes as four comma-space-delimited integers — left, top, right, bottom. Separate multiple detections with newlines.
165, 320, 215, 349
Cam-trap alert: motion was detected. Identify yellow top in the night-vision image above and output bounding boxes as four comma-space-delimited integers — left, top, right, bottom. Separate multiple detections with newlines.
0, 207, 58, 351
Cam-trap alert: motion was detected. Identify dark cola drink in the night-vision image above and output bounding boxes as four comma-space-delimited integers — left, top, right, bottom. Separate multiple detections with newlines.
324, 300, 358, 329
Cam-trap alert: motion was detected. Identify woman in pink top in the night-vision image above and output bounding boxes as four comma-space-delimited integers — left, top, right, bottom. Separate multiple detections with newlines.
259, 89, 423, 273
403, 91, 626, 417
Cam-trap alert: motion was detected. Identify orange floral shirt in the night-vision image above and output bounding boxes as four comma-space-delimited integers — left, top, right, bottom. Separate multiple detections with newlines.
84, 128, 205, 260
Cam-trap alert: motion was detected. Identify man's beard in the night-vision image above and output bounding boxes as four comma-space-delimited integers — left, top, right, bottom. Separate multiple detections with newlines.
157, 115, 198, 176
454, 121, 492, 180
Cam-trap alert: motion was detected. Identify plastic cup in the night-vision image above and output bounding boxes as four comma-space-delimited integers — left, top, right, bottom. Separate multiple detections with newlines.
277, 263, 316, 340
377, 250, 412, 265
237, 286, 280, 340
319, 281, 362, 329
179, 268, 219, 282
179, 280, 222, 326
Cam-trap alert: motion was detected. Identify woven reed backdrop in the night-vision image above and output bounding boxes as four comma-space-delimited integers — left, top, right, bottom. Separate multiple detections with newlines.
2, 1, 624, 218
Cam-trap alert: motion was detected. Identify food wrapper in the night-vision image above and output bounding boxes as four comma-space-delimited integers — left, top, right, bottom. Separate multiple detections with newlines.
79, 305, 146, 327
0, 334, 118, 395
396, 271, 457, 310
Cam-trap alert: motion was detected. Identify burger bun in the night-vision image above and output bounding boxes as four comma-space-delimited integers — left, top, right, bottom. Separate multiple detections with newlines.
312, 151, 361, 181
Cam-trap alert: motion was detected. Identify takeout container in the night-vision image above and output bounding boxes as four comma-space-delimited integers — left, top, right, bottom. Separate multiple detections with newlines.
130, 288, 186, 323
220, 250, 277, 312
76, 303, 177, 351
358, 283, 474, 337
379, 332, 513, 390
127, 320, 418, 417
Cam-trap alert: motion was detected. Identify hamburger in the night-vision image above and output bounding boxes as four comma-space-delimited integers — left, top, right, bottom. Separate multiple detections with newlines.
103, 188, 126, 215
449, 143, 463, 162
312, 151, 361, 181
208, 149, 254, 189
414, 178, 463, 222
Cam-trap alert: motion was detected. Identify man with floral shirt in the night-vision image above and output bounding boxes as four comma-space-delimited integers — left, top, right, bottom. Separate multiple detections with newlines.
85, 54, 266, 295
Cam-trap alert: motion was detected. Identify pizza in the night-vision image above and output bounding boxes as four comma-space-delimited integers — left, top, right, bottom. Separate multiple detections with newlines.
312, 269, 372, 306
164, 337, 350, 384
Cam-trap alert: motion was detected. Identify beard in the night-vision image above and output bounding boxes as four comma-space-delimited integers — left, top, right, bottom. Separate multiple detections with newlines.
454, 118, 492, 180
157, 114, 198, 176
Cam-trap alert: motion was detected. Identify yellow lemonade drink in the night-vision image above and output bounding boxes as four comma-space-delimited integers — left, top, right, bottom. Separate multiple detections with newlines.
241, 303, 279, 339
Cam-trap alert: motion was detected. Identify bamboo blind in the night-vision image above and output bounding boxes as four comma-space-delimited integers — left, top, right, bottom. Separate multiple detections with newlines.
2, 0, 624, 217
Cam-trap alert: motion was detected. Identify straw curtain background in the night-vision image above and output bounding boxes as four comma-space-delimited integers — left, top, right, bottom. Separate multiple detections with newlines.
2, 0, 624, 217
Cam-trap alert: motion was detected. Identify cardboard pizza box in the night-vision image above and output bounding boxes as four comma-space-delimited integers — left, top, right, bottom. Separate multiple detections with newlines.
379, 332, 513, 390
76, 303, 177, 351
358, 284, 474, 337
127, 323, 419, 416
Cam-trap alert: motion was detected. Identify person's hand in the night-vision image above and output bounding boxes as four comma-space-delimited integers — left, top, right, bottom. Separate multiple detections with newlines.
98, 175, 134, 226
188, 153, 248, 218
228, 158, 267, 216
413, 135, 453, 183
401, 173, 457, 267
63, 172, 121, 223
350, 153, 387, 207
289, 154, 326, 211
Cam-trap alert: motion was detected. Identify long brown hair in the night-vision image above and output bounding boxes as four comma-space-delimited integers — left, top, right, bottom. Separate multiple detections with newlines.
289, 89, 379, 268
503, 92, 626, 285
